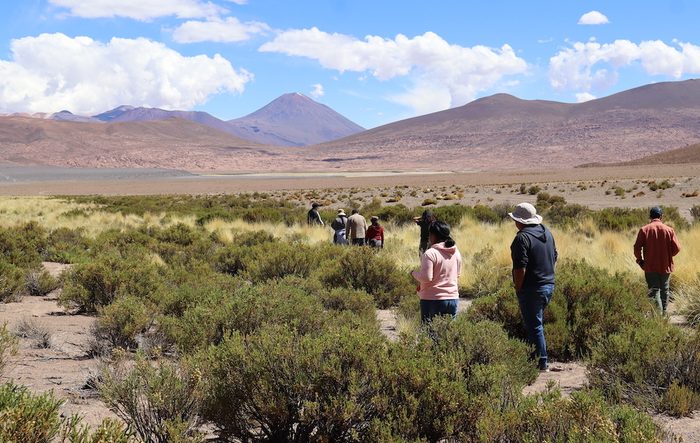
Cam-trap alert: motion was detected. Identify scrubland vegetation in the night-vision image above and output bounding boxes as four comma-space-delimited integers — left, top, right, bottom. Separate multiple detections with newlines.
1, 194, 700, 441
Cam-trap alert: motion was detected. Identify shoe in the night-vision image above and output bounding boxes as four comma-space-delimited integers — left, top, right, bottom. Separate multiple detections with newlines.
538, 359, 548, 372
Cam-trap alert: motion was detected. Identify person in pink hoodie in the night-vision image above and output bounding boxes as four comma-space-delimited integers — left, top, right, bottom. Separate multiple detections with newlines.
411, 221, 462, 323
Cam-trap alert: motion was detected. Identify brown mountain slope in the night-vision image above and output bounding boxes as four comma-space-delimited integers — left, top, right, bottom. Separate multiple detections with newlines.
308, 79, 700, 171
619, 142, 700, 166
0, 117, 303, 171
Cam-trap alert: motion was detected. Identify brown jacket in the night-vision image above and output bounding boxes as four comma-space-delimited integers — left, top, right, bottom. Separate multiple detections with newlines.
634, 219, 681, 273
346, 213, 368, 240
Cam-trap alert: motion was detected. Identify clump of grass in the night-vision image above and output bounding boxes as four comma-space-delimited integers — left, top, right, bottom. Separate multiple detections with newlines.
14, 318, 52, 349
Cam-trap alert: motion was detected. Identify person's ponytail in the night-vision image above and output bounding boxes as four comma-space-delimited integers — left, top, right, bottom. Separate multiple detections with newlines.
429, 221, 456, 247
444, 236, 456, 248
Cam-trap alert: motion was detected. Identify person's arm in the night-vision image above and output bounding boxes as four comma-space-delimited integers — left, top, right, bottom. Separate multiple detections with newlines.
513, 268, 526, 293
412, 252, 434, 284
670, 230, 681, 257
511, 234, 529, 293
633, 229, 645, 267
346, 218, 352, 239
380, 227, 385, 248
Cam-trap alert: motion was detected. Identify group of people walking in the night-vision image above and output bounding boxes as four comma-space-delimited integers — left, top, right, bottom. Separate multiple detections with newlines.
310, 201, 683, 372
307, 203, 384, 247
410, 202, 681, 373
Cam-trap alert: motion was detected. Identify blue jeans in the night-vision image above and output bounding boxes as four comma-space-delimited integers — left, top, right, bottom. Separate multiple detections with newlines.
517, 284, 554, 368
420, 299, 458, 323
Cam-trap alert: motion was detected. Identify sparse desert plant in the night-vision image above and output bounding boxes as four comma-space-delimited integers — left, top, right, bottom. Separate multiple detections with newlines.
25, 269, 59, 297
14, 317, 52, 349
92, 295, 154, 352
99, 352, 204, 443
0, 324, 18, 375
692, 205, 700, 222
421, 198, 437, 206
462, 246, 510, 298
527, 185, 541, 195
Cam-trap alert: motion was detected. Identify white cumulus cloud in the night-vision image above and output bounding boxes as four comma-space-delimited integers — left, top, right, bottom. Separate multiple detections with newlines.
549, 39, 700, 94
578, 10, 609, 25
173, 17, 270, 43
310, 83, 324, 98
575, 92, 596, 102
48, 0, 229, 21
0, 33, 251, 115
260, 27, 528, 114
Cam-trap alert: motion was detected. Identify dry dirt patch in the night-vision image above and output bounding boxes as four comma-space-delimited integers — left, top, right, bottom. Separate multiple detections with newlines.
0, 262, 114, 427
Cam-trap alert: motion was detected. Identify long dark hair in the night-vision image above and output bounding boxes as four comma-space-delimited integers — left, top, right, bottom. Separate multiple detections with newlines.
429, 221, 455, 247
422, 210, 436, 223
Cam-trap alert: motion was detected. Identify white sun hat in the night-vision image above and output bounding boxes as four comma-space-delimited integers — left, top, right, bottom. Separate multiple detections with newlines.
508, 202, 543, 225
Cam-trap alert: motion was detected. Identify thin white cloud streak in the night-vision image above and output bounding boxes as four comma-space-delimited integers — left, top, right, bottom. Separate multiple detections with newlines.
578, 10, 609, 25
173, 17, 270, 43
48, 0, 228, 20
260, 27, 527, 114
0, 33, 251, 115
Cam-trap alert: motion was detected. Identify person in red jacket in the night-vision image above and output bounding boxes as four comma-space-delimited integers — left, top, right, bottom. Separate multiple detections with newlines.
633, 206, 682, 315
366, 216, 384, 248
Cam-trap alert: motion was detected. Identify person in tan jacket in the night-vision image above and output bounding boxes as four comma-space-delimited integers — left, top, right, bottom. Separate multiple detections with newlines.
633, 206, 681, 315
346, 209, 367, 246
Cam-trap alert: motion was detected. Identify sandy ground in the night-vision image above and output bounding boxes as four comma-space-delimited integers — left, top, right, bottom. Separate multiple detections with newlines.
0, 262, 114, 427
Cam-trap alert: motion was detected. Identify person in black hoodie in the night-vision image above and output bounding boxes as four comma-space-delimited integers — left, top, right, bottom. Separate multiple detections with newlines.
509, 202, 558, 372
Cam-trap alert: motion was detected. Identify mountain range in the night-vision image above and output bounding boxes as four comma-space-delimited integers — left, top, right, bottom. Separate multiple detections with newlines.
5, 93, 365, 147
1, 79, 700, 172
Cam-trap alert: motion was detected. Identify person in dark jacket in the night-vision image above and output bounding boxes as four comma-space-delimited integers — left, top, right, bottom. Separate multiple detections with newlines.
331, 209, 349, 245
307, 202, 324, 226
414, 210, 436, 256
509, 202, 558, 372
366, 216, 384, 248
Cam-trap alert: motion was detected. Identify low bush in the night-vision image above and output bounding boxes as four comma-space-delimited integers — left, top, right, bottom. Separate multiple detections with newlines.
45, 227, 91, 264
243, 242, 319, 283
93, 295, 154, 352
60, 251, 164, 313
468, 260, 653, 361
479, 388, 664, 442
319, 246, 414, 308
0, 324, 18, 375
589, 318, 700, 417
99, 353, 204, 443
0, 260, 27, 302
25, 269, 59, 297
0, 382, 64, 442
14, 318, 52, 349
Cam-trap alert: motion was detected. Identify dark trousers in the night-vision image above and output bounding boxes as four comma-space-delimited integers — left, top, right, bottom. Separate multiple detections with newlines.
645, 272, 671, 314
352, 237, 366, 246
420, 299, 458, 324
517, 284, 554, 368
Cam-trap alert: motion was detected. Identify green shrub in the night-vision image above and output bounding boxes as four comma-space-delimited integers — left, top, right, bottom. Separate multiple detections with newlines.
0, 222, 47, 268
0, 382, 63, 442
319, 247, 414, 308
60, 251, 164, 313
212, 245, 251, 276
691, 205, 700, 223
478, 389, 664, 442
433, 204, 472, 226
589, 318, 700, 416
45, 227, 91, 264
25, 269, 59, 297
93, 295, 154, 352
197, 324, 387, 442
468, 204, 503, 224
243, 242, 317, 283
100, 353, 204, 443
468, 260, 653, 361
0, 260, 27, 302
0, 324, 18, 375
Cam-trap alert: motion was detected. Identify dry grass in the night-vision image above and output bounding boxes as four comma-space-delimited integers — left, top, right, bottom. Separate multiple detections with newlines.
14, 317, 52, 349
2, 196, 698, 290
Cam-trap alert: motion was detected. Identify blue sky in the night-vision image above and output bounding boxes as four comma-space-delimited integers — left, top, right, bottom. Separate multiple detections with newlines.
1, 1, 699, 128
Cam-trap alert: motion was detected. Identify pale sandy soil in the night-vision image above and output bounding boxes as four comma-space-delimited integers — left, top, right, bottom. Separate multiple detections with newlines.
0, 262, 115, 427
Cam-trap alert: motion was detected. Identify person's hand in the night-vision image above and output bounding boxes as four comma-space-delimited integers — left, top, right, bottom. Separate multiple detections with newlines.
416, 283, 421, 292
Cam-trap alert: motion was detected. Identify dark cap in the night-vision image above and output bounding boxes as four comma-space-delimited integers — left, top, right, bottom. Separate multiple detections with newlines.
311, 202, 320, 208
650, 206, 663, 219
